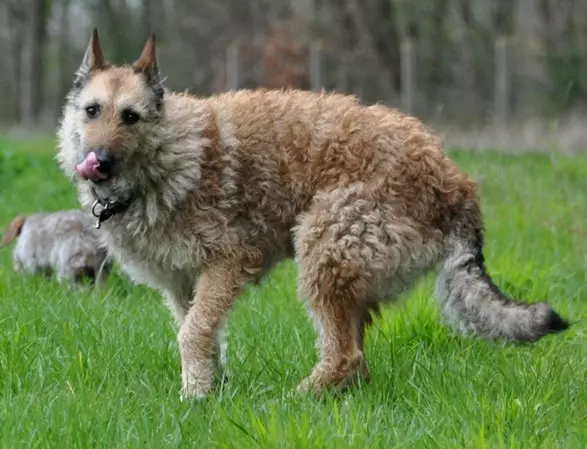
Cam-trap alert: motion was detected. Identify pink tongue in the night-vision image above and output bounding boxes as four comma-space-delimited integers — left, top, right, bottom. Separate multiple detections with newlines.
75, 152, 108, 181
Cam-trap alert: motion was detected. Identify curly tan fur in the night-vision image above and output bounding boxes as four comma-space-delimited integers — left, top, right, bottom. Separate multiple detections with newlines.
56, 30, 569, 400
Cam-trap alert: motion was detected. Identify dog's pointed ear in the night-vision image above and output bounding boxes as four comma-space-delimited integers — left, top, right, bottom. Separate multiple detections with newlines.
74, 28, 109, 88
133, 32, 161, 86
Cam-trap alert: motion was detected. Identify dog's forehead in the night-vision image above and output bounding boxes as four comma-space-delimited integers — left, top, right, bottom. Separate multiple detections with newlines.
82, 68, 146, 105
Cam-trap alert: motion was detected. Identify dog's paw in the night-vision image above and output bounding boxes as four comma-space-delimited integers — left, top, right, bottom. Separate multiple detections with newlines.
296, 375, 324, 397
179, 386, 209, 402
296, 358, 370, 398
180, 365, 214, 401
179, 377, 213, 401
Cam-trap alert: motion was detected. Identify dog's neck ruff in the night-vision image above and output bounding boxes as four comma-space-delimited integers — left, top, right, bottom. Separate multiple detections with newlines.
91, 188, 131, 229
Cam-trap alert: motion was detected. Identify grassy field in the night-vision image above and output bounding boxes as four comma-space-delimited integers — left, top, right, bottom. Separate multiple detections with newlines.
0, 136, 586, 449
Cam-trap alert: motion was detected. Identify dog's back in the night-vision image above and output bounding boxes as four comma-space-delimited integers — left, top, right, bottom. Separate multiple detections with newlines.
2, 210, 111, 284
51, 217, 111, 283
4, 212, 54, 276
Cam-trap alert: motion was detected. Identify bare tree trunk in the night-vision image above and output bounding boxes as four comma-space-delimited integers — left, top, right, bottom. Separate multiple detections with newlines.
400, 39, 414, 114
494, 37, 510, 127
494, 0, 514, 125
495, 0, 515, 35
142, 0, 155, 32
425, 0, 449, 106
21, 0, 50, 125
226, 43, 239, 91
540, 0, 575, 50
91, 0, 129, 63
456, 0, 477, 122
4, 0, 26, 122
291, 0, 314, 25
57, 0, 72, 113
310, 40, 321, 91
342, 0, 397, 103
515, 0, 549, 116
372, 0, 401, 94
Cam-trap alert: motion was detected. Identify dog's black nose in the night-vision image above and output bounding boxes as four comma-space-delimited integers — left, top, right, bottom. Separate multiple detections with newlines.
94, 149, 114, 175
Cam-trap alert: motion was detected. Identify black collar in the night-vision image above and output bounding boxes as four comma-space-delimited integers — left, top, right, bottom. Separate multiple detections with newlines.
91, 189, 131, 229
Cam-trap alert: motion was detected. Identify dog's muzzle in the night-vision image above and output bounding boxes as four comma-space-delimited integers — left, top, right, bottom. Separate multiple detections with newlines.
76, 151, 113, 182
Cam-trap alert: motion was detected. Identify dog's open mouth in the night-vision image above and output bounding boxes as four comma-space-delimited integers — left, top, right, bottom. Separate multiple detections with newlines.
76, 152, 109, 182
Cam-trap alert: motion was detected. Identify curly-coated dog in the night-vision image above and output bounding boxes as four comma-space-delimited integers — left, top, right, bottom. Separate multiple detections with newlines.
56, 29, 569, 400
1, 209, 112, 285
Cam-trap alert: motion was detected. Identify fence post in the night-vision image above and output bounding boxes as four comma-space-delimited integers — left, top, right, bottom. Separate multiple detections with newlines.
334, 65, 348, 94
226, 42, 239, 91
494, 36, 509, 127
310, 40, 322, 92
400, 39, 414, 114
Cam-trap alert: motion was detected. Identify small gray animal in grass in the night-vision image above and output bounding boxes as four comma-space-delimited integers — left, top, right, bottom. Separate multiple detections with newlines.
0, 209, 112, 285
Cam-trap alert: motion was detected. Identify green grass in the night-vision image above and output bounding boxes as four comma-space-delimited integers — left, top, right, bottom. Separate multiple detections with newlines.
0, 135, 586, 449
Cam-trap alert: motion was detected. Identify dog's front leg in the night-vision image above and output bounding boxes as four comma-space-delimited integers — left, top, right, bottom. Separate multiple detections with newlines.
178, 258, 249, 400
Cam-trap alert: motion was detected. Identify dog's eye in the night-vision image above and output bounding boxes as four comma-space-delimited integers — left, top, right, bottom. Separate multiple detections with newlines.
85, 105, 100, 119
121, 109, 140, 125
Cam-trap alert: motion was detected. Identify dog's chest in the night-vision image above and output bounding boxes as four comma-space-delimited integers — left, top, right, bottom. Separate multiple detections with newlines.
102, 225, 201, 289
118, 254, 184, 292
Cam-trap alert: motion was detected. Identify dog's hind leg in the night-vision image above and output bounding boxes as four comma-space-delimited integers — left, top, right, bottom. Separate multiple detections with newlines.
294, 186, 443, 396
293, 189, 377, 395
297, 296, 369, 396
177, 257, 252, 400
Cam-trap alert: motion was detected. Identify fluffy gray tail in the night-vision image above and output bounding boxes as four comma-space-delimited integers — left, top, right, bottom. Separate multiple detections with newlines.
436, 202, 569, 342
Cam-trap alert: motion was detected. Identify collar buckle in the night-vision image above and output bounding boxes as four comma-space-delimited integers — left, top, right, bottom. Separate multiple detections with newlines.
91, 189, 129, 229
91, 199, 111, 229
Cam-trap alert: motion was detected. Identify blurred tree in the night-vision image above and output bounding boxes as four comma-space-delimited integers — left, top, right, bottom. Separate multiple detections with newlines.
1, 0, 27, 122
1, 0, 587, 128
20, 0, 50, 125
56, 0, 72, 112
